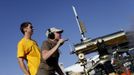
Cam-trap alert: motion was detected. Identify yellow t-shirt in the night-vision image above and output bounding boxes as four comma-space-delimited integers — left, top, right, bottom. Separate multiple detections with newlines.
17, 38, 40, 75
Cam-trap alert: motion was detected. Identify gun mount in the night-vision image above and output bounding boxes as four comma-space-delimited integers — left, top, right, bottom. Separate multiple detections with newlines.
73, 30, 128, 55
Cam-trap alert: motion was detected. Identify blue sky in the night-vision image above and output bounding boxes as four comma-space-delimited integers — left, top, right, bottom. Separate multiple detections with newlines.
0, 0, 134, 75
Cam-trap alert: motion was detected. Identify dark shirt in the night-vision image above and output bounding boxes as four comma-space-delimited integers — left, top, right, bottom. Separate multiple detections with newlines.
39, 39, 60, 70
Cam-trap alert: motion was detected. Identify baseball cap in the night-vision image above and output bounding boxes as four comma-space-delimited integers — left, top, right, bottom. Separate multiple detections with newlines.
46, 27, 63, 37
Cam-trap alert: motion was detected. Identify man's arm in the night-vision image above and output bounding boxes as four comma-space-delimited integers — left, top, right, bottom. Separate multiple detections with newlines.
18, 57, 30, 75
42, 39, 64, 61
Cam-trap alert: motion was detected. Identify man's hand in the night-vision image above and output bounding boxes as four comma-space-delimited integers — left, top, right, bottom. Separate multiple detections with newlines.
57, 39, 65, 46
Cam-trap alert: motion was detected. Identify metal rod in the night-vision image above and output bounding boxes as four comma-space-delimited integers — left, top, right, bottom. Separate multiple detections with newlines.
72, 6, 87, 41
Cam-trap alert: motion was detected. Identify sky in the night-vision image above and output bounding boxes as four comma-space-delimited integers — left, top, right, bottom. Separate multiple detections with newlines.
0, 0, 134, 75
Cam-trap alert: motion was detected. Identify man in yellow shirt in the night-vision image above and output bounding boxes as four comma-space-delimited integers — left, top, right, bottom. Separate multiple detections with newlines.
17, 22, 40, 75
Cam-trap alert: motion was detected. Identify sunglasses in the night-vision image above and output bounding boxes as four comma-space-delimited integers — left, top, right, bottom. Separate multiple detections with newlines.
30, 26, 33, 29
